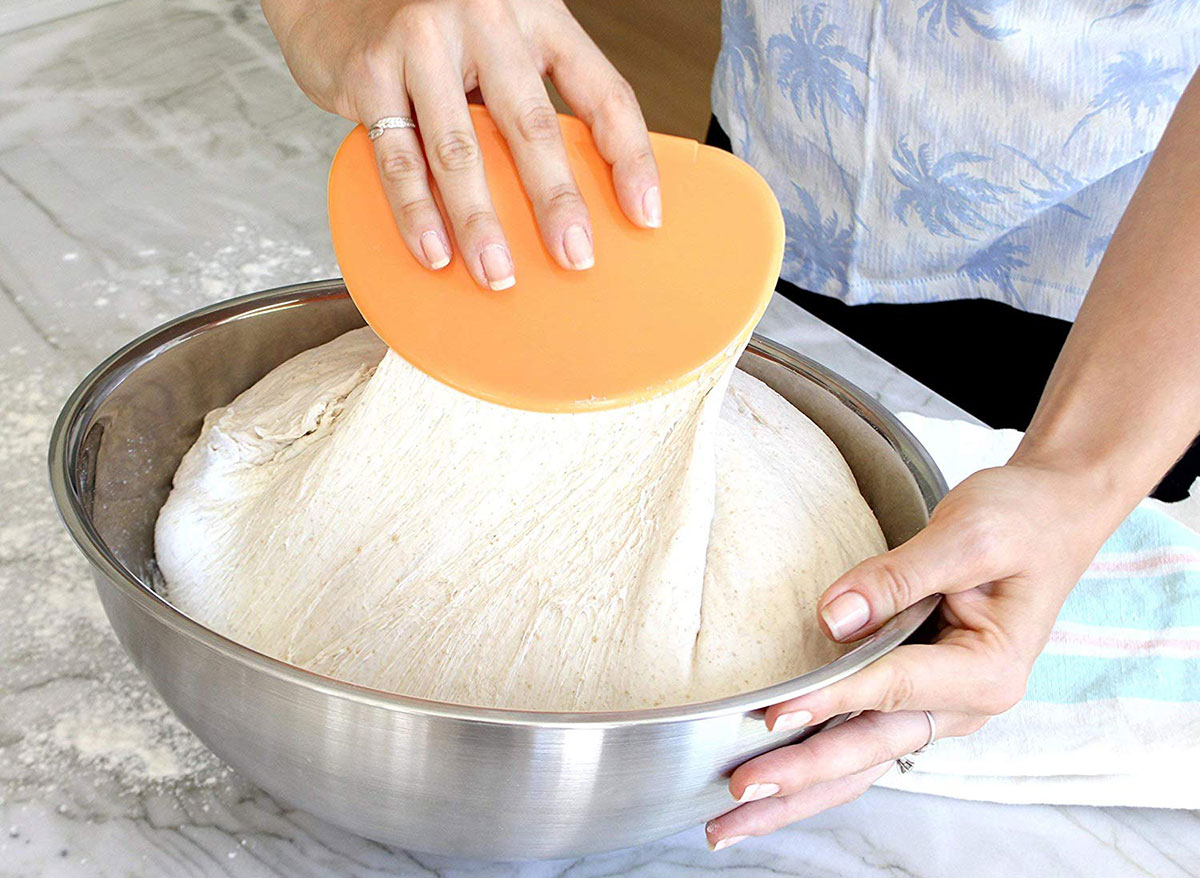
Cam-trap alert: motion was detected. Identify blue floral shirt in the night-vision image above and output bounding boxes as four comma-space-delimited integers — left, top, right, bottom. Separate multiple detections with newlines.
710, 1, 1200, 320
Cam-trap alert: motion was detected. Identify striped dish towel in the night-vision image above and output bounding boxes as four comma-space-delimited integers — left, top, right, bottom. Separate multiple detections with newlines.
874, 413, 1200, 808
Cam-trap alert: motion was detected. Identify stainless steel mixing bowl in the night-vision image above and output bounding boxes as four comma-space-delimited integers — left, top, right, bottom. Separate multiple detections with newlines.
49, 279, 945, 860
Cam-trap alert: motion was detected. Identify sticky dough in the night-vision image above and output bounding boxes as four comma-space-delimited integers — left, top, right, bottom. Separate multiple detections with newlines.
155, 328, 886, 710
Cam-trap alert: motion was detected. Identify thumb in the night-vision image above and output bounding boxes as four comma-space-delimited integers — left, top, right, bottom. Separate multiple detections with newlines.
817, 510, 1002, 642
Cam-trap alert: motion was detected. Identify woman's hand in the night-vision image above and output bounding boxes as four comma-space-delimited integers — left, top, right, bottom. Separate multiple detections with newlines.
262, 0, 660, 289
705, 461, 1121, 850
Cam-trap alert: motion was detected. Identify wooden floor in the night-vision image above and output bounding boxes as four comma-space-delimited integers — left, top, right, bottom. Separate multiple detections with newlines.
560, 0, 721, 139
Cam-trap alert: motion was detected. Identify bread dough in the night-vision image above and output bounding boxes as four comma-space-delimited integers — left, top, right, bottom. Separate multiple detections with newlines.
155, 328, 885, 710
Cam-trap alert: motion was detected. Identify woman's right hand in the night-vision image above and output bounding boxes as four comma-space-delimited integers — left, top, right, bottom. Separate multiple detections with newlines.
262, 0, 661, 289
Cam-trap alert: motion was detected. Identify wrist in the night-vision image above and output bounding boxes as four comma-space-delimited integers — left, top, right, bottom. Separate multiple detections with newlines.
1006, 442, 1139, 541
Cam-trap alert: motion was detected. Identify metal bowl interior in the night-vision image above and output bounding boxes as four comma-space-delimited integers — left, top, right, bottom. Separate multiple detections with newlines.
48, 279, 946, 858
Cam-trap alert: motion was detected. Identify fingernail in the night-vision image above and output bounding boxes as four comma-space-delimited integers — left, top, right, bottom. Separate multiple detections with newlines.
562, 223, 594, 269
821, 591, 871, 640
711, 835, 748, 852
421, 231, 450, 269
735, 782, 780, 803
771, 710, 812, 732
480, 243, 514, 290
642, 185, 662, 228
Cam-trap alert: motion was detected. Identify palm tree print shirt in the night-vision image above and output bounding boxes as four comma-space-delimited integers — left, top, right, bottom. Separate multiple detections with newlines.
711, 1, 1200, 319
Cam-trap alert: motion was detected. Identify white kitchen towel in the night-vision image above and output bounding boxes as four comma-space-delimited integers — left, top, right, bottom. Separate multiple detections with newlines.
874, 413, 1200, 808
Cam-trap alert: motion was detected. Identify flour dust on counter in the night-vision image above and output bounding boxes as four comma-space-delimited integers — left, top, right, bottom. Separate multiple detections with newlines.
0, 352, 234, 815
2, 219, 340, 806
9, 217, 338, 366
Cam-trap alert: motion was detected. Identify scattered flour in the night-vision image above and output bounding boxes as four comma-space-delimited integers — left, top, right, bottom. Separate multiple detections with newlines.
80, 228, 331, 317
51, 714, 184, 781
1, 223, 335, 806
0, 356, 227, 803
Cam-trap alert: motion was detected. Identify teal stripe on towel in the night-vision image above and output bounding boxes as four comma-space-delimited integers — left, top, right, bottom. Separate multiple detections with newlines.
1054, 508, 1200, 630
1057, 570, 1200, 629
1024, 653, 1200, 704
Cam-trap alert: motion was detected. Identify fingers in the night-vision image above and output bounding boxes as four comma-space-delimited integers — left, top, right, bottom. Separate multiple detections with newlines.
766, 639, 1028, 730
406, 53, 514, 290
816, 506, 1005, 643
545, 23, 660, 228
362, 95, 454, 273
729, 710, 983, 804
476, 34, 593, 271
709, 711, 986, 848
357, 3, 654, 280
706, 762, 890, 850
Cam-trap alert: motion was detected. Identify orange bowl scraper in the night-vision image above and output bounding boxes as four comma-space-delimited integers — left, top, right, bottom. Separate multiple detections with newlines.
328, 105, 784, 412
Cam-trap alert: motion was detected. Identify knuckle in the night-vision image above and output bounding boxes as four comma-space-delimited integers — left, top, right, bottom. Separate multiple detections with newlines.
876, 663, 916, 712
459, 207, 497, 236
465, 0, 508, 28
534, 1, 581, 45
628, 146, 655, 168
587, 73, 638, 122
377, 148, 426, 185
871, 558, 918, 611
395, 195, 436, 224
432, 130, 481, 173
515, 101, 561, 144
604, 75, 639, 113
355, 42, 394, 85
390, 4, 436, 40
543, 182, 584, 213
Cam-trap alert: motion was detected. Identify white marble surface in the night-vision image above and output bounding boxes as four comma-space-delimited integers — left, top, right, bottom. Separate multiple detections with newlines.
1, 0, 1197, 874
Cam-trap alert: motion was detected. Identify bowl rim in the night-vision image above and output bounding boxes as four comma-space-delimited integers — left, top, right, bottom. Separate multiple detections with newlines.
48, 279, 946, 728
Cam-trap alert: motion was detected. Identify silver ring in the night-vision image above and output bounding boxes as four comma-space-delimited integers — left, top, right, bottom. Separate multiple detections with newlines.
896, 710, 936, 774
368, 116, 417, 141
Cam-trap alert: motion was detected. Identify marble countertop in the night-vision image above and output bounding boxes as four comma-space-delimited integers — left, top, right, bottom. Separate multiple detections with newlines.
1, 1, 1196, 875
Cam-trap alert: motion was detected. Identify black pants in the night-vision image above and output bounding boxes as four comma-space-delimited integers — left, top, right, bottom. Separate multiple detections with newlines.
705, 117, 1198, 502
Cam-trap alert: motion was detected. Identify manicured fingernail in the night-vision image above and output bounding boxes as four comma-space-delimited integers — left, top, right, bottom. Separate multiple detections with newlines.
735, 782, 780, 803
563, 223, 594, 269
771, 710, 812, 732
821, 591, 871, 640
711, 835, 748, 852
642, 185, 662, 228
480, 243, 514, 290
421, 231, 450, 269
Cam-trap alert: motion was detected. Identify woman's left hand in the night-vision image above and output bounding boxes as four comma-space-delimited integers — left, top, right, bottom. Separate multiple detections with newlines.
706, 460, 1119, 850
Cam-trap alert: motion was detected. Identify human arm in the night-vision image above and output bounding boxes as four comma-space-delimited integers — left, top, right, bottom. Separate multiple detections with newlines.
706, 67, 1200, 849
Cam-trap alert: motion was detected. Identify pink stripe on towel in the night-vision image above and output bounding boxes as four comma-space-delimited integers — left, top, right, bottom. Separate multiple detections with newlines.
1083, 548, 1200, 578
1046, 624, 1200, 658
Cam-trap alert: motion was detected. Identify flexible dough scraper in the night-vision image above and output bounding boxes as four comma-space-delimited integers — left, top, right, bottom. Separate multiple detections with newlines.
328, 105, 784, 412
